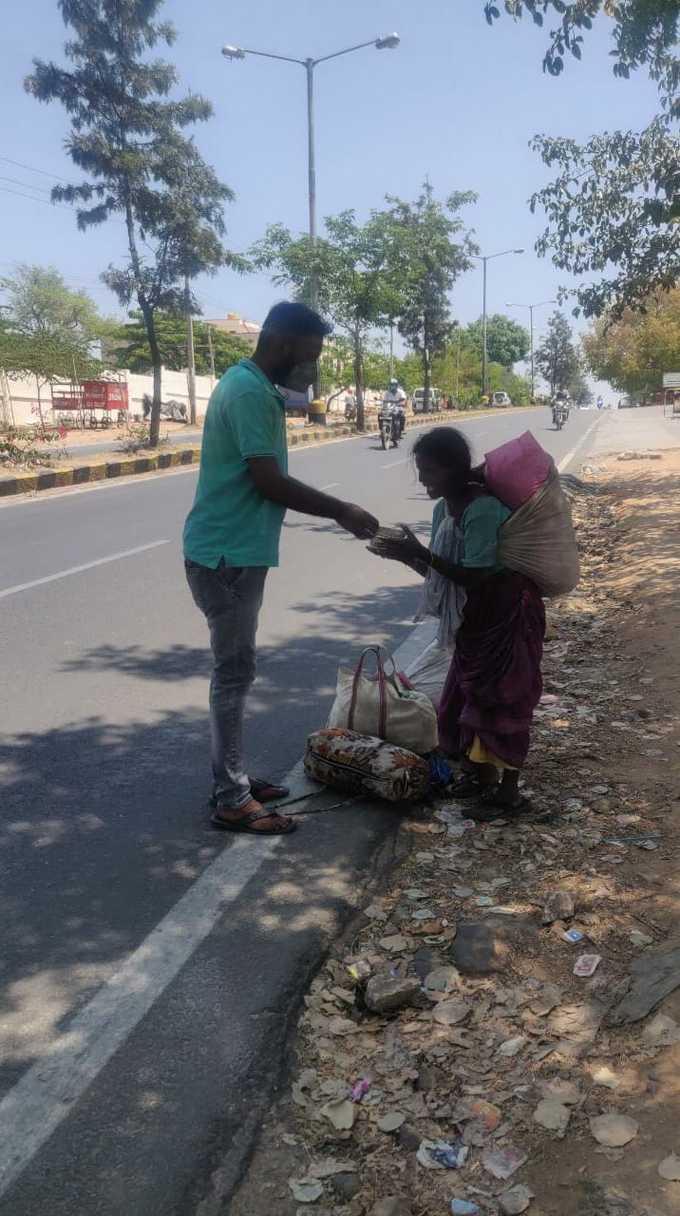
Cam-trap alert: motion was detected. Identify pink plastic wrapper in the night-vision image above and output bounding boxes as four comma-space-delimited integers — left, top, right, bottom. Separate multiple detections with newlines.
484, 431, 554, 510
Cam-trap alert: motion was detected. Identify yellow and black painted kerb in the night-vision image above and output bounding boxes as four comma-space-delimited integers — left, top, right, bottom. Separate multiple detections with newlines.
0, 408, 521, 498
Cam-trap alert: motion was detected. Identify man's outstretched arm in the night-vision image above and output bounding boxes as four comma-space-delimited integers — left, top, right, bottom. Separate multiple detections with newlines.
247, 456, 379, 539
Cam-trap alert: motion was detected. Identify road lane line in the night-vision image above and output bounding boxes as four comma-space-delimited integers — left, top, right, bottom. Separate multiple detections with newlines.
381, 458, 409, 469
0, 540, 170, 600
320, 482, 340, 490
557, 416, 603, 473
0, 834, 280, 1199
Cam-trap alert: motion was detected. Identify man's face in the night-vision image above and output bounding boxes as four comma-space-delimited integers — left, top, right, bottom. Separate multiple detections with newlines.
273, 335, 324, 390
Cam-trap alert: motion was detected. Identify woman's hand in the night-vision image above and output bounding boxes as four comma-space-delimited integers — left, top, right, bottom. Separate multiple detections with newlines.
369, 524, 430, 568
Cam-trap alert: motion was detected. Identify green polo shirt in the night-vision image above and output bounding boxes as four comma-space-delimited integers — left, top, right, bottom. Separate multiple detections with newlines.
183, 359, 288, 568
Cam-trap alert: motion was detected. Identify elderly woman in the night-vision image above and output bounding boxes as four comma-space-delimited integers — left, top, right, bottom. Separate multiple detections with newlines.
371, 427, 545, 820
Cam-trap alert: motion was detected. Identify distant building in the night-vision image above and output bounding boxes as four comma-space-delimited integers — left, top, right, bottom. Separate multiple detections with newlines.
205, 311, 260, 347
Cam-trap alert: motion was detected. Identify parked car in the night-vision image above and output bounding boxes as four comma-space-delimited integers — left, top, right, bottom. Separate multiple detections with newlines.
491, 391, 512, 407
412, 387, 440, 413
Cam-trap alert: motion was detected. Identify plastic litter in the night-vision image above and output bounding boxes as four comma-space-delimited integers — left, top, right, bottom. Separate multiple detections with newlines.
574, 954, 601, 977
417, 1138, 469, 1170
499, 1184, 534, 1215
562, 928, 584, 944
451, 1201, 480, 1216
321, 1098, 356, 1130
350, 1077, 371, 1103
378, 1111, 406, 1133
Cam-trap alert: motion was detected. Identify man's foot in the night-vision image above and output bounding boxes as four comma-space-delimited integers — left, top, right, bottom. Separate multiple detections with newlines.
208, 777, 290, 811
210, 798, 297, 835
249, 777, 290, 802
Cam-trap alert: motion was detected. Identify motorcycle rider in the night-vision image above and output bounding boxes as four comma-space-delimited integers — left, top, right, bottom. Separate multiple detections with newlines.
552, 390, 570, 428
382, 378, 407, 440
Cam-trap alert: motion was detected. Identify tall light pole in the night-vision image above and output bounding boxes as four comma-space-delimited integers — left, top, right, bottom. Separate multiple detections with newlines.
472, 249, 524, 399
222, 34, 400, 309
506, 299, 556, 401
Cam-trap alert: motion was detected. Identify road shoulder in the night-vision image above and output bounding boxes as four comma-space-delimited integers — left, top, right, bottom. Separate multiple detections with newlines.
230, 447, 680, 1216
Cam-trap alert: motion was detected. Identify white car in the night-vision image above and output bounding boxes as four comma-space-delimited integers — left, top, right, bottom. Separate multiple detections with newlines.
412, 387, 440, 413
491, 391, 512, 407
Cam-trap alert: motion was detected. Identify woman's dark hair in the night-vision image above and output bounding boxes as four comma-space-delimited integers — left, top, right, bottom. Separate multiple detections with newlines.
412, 427, 472, 481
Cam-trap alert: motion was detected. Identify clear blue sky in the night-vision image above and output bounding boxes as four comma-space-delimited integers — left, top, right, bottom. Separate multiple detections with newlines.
0, 0, 659, 361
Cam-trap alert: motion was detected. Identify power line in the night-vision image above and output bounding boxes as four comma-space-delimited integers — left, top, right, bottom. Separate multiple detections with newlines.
0, 185, 60, 207
0, 174, 52, 196
0, 155, 71, 184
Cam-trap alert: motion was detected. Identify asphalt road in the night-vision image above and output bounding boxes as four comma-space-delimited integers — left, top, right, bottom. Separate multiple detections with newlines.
0, 407, 602, 1216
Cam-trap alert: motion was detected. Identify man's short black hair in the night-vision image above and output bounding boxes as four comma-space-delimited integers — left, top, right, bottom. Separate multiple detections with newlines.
261, 301, 332, 338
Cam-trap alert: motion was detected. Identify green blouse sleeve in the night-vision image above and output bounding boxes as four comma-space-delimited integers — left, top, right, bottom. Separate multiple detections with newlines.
461, 496, 511, 568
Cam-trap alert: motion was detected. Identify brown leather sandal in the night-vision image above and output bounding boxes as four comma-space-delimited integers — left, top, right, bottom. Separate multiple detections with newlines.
211, 805, 297, 835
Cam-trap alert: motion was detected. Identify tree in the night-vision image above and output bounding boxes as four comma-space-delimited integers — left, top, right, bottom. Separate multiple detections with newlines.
252, 211, 400, 429
481, 0, 679, 107
583, 286, 680, 400
566, 369, 593, 406
481, 1, 679, 318
535, 310, 581, 395
26, 0, 235, 446
110, 311, 252, 377
0, 265, 106, 430
465, 313, 530, 368
0, 264, 107, 349
382, 182, 477, 406
531, 121, 680, 318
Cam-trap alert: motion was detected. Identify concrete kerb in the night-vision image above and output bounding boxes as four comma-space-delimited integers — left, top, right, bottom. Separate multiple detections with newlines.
0, 406, 532, 499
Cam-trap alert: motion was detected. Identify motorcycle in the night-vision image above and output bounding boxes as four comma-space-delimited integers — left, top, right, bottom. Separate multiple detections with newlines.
379, 406, 399, 450
552, 401, 569, 431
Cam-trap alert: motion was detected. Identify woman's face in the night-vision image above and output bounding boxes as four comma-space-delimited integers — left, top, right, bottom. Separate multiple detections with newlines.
416, 454, 463, 500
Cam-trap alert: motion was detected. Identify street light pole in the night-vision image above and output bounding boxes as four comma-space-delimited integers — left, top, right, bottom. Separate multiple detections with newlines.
473, 249, 524, 399
506, 299, 556, 402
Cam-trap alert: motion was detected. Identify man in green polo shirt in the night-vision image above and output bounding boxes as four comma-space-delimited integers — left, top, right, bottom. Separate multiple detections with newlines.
184, 301, 378, 836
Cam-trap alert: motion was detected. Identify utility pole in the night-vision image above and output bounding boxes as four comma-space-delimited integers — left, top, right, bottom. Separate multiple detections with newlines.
506, 299, 556, 403
481, 259, 488, 401
207, 324, 216, 382
473, 248, 525, 399
184, 275, 197, 426
389, 319, 395, 378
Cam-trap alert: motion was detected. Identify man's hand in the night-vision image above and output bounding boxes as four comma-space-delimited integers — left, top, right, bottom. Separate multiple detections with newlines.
335, 502, 379, 540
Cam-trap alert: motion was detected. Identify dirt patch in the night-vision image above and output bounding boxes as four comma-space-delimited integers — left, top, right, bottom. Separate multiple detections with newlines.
230, 452, 680, 1216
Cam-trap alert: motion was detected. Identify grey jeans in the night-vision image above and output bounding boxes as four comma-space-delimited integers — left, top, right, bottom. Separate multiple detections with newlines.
185, 559, 268, 809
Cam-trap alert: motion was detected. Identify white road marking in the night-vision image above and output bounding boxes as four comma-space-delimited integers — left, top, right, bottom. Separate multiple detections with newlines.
320, 482, 340, 490
0, 834, 280, 1199
0, 540, 170, 600
557, 416, 603, 472
381, 458, 409, 469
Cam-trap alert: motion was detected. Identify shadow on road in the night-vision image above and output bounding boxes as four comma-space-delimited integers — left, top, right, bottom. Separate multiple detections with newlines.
0, 576, 423, 1092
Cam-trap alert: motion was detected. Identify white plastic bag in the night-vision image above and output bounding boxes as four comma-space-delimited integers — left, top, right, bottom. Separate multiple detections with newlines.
497, 470, 580, 597
327, 646, 439, 754
403, 639, 453, 710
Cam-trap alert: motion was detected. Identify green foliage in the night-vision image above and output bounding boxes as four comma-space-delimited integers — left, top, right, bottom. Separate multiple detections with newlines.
431, 331, 530, 406
465, 313, 530, 367
531, 120, 680, 318
0, 264, 108, 348
26, 0, 236, 445
535, 310, 581, 395
381, 182, 478, 398
482, 0, 679, 110
252, 210, 401, 426
110, 311, 251, 376
583, 286, 680, 398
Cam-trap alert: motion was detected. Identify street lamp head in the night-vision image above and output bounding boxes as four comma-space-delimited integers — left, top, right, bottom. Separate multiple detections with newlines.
375, 33, 400, 50
514, 248, 525, 254
222, 45, 246, 60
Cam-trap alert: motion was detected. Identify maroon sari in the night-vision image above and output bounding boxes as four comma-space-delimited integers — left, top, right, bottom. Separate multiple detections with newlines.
438, 570, 545, 768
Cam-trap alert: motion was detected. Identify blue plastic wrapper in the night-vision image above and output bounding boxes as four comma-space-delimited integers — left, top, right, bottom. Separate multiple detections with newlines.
428, 753, 454, 790
451, 1202, 479, 1216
